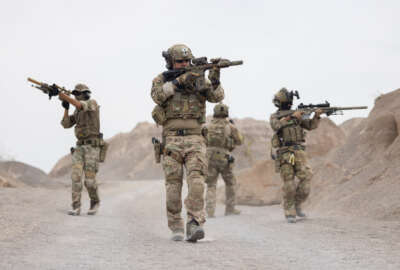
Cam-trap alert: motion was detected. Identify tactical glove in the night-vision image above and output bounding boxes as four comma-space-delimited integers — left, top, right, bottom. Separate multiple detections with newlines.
208, 58, 229, 86
62, 101, 70, 110
162, 81, 175, 98
292, 111, 304, 120
48, 84, 59, 97
314, 108, 323, 119
175, 72, 200, 89
229, 119, 234, 124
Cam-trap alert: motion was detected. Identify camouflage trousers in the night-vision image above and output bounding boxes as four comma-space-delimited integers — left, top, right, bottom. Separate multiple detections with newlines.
71, 144, 100, 209
278, 149, 313, 217
162, 135, 207, 232
205, 149, 237, 216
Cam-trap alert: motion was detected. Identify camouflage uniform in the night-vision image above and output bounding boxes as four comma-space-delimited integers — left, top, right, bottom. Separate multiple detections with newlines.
270, 88, 320, 221
205, 104, 243, 217
61, 96, 101, 211
151, 44, 224, 238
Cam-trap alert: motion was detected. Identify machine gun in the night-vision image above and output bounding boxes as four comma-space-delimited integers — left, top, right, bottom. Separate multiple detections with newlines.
276, 101, 368, 119
27, 77, 72, 99
162, 57, 243, 83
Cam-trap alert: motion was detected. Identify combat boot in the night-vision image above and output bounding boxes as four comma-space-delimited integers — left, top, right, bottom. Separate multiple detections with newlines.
295, 206, 306, 218
87, 200, 100, 215
171, 229, 184, 241
68, 208, 81, 216
186, 220, 205, 243
286, 215, 296, 223
225, 208, 241, 216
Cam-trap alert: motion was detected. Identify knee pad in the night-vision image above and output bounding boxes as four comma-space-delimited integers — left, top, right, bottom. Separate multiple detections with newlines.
71, 167, 83, 182
84, 170, 96, 180
283, 181, 296, 197
84, 177, 96, 189
189, 173, 205, 195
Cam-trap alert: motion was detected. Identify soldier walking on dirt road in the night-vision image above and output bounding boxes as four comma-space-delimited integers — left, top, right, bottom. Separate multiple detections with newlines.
205, 103, 243, 218
150, 44, 226, 241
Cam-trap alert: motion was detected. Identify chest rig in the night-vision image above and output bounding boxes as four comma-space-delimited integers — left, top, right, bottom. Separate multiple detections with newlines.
164, 91, 207, 124
73, 104, 100, 140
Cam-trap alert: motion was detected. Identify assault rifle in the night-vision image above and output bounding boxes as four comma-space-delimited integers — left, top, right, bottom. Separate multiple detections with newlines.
275, 101, 368, 119
162, 57, 243, 82
27, 77, 71, 99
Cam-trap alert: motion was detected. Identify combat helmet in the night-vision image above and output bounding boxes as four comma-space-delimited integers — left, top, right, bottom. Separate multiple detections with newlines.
273, 88, 299, 109
72, 83, 91, 95
162, 44, 194, 70
213, 103, 229, 118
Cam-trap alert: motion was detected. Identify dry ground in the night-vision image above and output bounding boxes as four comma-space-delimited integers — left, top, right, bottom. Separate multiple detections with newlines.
1, 180, 399, 270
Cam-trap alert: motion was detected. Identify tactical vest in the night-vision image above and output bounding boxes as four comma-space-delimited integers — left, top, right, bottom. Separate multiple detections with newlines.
73, 101, 100, 140
207, 119, 233, 150
164, 92, 206, 124
278, 120, 305, 145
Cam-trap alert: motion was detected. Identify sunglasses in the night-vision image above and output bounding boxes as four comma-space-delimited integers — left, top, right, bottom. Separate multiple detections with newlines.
175, 59, 190, 64
72, 90, 90, 96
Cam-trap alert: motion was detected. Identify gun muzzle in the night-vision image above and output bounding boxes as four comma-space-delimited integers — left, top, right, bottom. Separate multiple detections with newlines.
230, 60, 243, 66
27, 77, 42, 85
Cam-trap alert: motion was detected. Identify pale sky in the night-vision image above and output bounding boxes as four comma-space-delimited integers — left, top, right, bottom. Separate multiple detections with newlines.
1, 0, 399, 172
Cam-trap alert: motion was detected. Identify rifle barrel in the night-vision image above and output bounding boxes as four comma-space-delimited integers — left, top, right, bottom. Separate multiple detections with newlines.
27, 77, 42, 85
230, 60, 243, 66
332, 106, 368, 110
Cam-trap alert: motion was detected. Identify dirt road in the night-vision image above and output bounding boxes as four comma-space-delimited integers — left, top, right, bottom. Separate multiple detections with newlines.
1, 180, 399, 270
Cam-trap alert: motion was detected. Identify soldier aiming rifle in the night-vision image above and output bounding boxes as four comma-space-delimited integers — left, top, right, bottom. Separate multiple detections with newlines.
28, 77, 108, 216
270, 88, 367, 223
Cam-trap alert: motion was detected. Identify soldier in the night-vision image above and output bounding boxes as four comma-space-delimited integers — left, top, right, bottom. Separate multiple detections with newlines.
151, 44, 225, 242
59, 84, 102, 216
205, 103, 243, 217
270, 88, 322, 223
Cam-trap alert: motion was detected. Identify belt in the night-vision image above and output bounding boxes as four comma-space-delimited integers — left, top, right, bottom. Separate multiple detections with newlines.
77, 139, 96, 146
163, 128, 202, 137
279, 144, 305, 152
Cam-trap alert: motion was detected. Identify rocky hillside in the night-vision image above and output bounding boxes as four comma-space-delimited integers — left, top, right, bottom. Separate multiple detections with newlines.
0, 161, 58, 188
50, 118, 270, 180
307, 90, 400, 220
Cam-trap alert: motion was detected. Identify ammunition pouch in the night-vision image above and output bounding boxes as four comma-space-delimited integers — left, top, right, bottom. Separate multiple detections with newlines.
280, 125, 305, 145
152, 105, 167, 126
